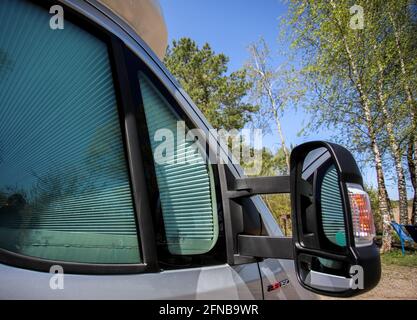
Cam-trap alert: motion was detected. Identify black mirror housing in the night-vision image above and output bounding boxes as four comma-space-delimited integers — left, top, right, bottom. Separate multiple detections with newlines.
230, 141, 380, 297
290, 141, 381, 297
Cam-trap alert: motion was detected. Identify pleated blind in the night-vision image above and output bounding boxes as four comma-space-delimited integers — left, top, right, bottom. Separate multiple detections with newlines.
320, 165, 347, 247
0, 0, 140, 264
139, 72, 219, 255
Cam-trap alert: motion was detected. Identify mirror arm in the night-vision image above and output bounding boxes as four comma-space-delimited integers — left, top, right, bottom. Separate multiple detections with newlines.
238, 234, 294, 259
231, 176, 290, 197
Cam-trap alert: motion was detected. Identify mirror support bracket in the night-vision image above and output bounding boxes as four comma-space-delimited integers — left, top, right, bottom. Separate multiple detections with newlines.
238, 235, 294, 260
231, 176, 290, 198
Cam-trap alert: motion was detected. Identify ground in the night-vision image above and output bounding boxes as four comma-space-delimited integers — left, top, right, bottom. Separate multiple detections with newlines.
322, 249, 417, 300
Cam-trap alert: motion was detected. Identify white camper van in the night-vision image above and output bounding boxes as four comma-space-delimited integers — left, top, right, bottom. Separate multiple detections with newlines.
0, 0, 380, 299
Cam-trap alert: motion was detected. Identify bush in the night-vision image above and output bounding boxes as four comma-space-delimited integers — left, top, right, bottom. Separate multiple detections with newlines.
381, 249, 417, 267
262, 194, 292, 236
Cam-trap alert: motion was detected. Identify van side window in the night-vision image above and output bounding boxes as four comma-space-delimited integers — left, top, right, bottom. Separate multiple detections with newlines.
138, 72, 219, 256
0, 0, 141, 264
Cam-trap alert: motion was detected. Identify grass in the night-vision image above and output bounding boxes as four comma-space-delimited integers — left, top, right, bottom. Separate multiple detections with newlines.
381, 248, 417, 267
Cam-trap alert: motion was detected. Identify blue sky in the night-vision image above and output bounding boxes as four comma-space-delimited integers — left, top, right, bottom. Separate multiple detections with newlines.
159, 0, 400, 199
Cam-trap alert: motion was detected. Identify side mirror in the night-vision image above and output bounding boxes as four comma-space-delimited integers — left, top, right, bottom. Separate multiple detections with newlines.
229, 141, 380, 297
290, 141, 381, 296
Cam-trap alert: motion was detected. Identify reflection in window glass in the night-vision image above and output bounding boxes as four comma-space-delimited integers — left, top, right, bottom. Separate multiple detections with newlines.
0, 0, 140, 264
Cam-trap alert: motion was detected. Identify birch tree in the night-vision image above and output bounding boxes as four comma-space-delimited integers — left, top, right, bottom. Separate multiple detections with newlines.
246, 38, 303, 173
367, 1, 410, 225
385, 0, 417, 223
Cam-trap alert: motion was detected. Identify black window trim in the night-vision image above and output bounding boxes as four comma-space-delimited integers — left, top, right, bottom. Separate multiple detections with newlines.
0, 0, 158, 275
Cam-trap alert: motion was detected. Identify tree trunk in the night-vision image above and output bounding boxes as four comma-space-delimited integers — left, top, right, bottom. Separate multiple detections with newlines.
348, 53, 392, 252
389, 10, 417, 224
282, 216, 288, 237
376, 63, 409, 224
408, 140, 417, 224
272, 108, 291, 173
250, 45, 291, 175
371, 126, 392, 252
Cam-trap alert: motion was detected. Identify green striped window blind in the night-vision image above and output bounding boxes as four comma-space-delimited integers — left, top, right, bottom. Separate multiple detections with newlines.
0, 0, 140, 264
320, 165, 347, 247
139, 72, 219, 255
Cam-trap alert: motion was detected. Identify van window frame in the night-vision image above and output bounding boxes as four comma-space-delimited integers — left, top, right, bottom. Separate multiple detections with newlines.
0, 0, 158, 275
119, 45, 228, 270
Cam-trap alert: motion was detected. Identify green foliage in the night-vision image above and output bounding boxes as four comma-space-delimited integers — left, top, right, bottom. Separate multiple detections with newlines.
164, 38, 258, 130
241, 147, 292, 235
365, 185, 382, 234
391, 231, 401, 244
286, 0, 417, 235
286, 0, 416, 159
263, 194, 292, 236
258, 147, 289, 176
286, 1, 371, 152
